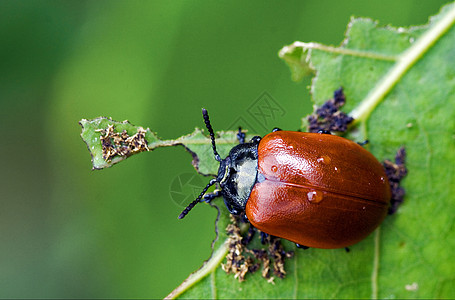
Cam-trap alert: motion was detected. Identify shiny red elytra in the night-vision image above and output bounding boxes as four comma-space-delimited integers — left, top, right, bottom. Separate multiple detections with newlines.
247, 131, 390, 248
179, 109, 391, 249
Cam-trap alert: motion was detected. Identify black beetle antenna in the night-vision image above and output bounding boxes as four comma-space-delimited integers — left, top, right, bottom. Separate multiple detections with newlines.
179, 178, 217, 219
202, 108, 221, 162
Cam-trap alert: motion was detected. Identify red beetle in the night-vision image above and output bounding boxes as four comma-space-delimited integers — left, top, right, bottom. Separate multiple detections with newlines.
179, 109, 391, 249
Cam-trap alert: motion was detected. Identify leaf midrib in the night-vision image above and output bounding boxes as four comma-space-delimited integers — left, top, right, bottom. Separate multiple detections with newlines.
350, 5, 455, 124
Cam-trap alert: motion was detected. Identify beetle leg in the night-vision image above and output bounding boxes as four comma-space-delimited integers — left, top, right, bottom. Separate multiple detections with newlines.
202, 189, 222, 203
237, 127, 246, 144
224, 198, 240, 215
242, 224, 256, 245
344, 247, 350, 253
357, 140, 369, 146
242, 213, 249, 223
272, 127, 282, 132
295, 244, 310, 250
260, 232, 269, 244
250, 136, 262, 144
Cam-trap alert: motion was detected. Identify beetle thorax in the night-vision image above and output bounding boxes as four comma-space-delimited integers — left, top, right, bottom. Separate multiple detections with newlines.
216, 142, 259, 214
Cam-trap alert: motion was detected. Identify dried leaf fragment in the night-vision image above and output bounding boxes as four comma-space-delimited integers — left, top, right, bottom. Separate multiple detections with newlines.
222, 215, 294, 282
97, 124, 149, 161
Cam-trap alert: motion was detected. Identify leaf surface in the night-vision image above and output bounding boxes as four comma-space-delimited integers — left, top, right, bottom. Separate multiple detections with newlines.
79, 3, 455, 299
79, 117, 242, 174
172, 3, 455, 299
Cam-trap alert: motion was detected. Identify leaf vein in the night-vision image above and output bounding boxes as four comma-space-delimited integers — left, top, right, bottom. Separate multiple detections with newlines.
282, 41, 399, 61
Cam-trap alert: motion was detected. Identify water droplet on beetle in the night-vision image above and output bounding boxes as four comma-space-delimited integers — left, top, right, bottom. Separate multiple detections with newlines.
317, 155, 331, 164
380, 176, 385, 183
307, 190, 324, 204
271, 165, 278, 172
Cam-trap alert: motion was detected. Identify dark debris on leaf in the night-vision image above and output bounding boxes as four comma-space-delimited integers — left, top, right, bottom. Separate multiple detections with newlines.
308, 87, 354, 133
383, 147, 408, 214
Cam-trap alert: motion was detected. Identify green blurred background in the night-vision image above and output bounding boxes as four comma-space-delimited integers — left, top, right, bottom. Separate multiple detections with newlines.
0, 0, 448, 298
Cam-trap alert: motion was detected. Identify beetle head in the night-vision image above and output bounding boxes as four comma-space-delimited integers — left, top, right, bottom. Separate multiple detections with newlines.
178, 109, 259, 219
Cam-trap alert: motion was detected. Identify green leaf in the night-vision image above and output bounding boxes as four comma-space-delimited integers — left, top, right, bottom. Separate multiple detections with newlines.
169, 3, 455, 299
79, 117, 249, 174
80, 2, 455, 299
80, 117, 159, 170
